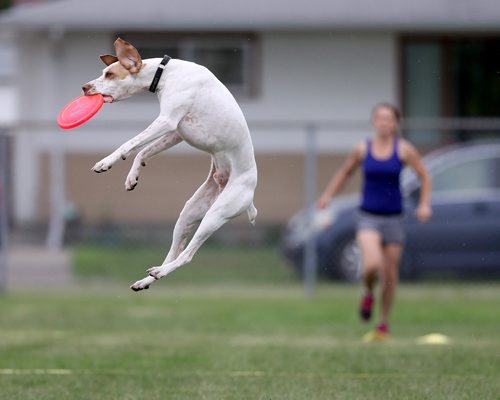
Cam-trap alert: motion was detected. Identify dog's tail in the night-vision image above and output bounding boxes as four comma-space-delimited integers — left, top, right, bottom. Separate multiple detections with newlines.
247, 202, 257, 225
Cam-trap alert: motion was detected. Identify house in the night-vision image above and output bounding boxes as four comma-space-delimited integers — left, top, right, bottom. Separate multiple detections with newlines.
1, 0, 500, 236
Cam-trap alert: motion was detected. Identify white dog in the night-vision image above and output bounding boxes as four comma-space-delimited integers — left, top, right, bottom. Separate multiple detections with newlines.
82, 38, 258, 291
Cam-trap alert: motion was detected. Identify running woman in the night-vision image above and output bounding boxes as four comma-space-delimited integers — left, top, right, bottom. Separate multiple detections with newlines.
317, 103, 432, 341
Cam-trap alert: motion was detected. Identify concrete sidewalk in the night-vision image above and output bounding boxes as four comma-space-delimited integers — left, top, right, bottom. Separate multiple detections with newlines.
4, 245, 74, 289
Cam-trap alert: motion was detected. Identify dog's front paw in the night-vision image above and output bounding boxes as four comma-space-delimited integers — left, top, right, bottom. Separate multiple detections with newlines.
147, 266, 167, 280
125, 174, 139, 191
130, 276, 156, 292
92, 154, 119, 173
125, 162, 141, 191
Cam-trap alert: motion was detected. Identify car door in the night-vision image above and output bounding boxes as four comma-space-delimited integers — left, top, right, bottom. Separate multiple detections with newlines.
404, 155, 500, 273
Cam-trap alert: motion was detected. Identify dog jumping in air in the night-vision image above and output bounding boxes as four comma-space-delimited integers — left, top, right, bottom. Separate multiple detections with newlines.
82, 38, 258, 291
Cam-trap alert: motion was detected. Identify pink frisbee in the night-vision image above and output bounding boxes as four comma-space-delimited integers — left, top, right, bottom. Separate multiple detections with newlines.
57, 94, 104, 129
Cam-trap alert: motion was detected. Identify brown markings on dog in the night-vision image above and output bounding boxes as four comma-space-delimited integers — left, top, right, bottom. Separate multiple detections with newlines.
114, 37, 143, 74
98, 38, 146, 79
213, 171, 229, 189
105, 63, 132, 80
100, 54, 119, 66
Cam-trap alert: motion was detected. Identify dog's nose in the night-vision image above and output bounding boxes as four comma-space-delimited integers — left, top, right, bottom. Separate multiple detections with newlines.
82, 83, 92, 94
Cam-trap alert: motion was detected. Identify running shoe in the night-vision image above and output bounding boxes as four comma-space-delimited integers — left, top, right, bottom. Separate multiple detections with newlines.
376, 322, 389, 334
362, 323, 390, 342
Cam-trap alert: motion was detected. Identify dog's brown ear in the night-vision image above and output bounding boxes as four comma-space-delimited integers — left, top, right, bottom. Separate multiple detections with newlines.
100, 54, 119, 66
114, 37, 142, 74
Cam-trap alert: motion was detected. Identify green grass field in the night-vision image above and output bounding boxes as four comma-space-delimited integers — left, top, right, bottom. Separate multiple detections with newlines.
1, 245, 499, 399
72, 243, 295, 285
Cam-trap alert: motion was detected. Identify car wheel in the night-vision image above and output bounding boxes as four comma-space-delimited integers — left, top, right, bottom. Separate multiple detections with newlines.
336, 237, 362, 282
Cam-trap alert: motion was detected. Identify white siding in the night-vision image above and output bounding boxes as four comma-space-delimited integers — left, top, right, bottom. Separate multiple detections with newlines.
240, 31, 397, 153
0, 31, 18, 126
0, 88, 18, 125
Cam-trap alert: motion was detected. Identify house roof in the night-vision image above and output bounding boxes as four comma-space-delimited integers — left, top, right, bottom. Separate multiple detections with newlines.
1, 0, 500, 32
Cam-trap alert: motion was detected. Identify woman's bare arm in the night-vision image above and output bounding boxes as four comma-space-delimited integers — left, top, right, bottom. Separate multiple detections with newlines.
317, 142, 364, 209
401, 140, 432, 222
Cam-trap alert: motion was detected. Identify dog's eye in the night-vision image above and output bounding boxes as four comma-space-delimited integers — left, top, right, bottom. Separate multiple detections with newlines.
105, 72, 115, 79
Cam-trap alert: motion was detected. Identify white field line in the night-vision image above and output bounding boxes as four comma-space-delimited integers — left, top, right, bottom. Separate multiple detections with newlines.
0, 368, 407, 378
0, 369, 72, 375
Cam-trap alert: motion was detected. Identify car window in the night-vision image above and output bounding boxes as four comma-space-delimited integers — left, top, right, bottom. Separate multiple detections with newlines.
432, 156, 500, 193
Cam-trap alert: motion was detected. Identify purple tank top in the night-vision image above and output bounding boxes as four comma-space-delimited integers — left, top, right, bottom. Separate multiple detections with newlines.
360, 138, 403, 215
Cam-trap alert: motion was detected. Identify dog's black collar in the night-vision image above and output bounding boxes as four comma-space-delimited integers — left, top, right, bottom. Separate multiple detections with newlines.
148, 55, 171, 93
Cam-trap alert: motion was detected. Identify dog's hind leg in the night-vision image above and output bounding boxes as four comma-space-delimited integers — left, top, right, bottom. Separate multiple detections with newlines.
130, 162, 220, 291
146, 171, 256, 281
247, 202, 257, 225
162, 166, 220, 264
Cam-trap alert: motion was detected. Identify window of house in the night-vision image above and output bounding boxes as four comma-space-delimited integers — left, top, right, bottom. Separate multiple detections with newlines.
118, 33, 259, 98
402, 37, 500, 146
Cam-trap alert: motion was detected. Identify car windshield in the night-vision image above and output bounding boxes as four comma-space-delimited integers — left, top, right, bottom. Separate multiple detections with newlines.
432, 157, 500, 193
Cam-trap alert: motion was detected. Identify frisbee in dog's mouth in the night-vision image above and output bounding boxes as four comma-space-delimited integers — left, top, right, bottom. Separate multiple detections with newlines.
57, 94, 104, 129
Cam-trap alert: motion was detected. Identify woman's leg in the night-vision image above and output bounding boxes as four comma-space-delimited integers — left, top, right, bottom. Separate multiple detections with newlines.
356, 230, 384, 321
356, 230, 384, 293
379, 243, 403, 326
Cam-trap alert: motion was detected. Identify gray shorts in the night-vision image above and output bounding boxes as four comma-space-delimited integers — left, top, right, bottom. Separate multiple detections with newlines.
356, 210, 406, 245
